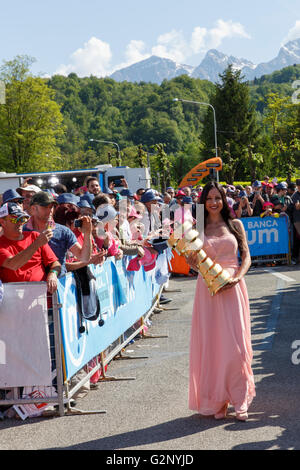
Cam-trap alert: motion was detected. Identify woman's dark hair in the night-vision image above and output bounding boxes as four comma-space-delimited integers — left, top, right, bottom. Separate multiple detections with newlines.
53, 205, 80, 226
93, 193, 110, 209
200, 181, 244, 255
53, 183, 67, 194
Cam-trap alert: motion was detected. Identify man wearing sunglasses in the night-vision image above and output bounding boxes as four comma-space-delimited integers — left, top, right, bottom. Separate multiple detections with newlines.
23, 191, 93, 277
0, 202, 60, 294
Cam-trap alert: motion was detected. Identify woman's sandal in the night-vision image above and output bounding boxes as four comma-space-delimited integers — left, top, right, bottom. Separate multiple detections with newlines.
235, 411, 248, 421
214, 402, 229, 420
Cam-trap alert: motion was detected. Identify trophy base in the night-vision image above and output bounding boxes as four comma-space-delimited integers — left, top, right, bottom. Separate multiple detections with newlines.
208, 276, 232, 296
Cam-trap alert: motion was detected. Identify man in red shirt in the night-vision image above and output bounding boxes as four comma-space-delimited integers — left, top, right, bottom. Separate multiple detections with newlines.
0, 202, 60, 293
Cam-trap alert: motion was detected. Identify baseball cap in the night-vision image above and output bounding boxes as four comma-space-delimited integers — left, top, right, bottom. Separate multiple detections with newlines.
140, 189, 161, 203
276, 182, 288, 190
182, 196, 193, 204
18, 184, 41, 194
77, 199, 94, 210
262, 202, 274, 210
96, 204, 117, 222
57, 193, 80, 206
30, 191, 58, 206
175, 190, 186, 198
148, 238, 169, 254
79, 192, 95, 206
0, 202, 30, 220
253, 180, 262, 188
128, 206, 142, 219
120, 189, 134, 198
2, 189, 24, 204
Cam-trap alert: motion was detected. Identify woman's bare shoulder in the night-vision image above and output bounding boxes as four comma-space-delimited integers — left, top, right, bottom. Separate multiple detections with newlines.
231, 218, 245, 231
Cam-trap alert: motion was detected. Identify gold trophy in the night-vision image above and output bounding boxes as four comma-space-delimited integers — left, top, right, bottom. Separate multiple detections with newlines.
167, 221, 232, 296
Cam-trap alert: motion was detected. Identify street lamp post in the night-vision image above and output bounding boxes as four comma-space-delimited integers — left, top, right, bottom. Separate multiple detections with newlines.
173, 98, 219, 182
89, 139, 121, 164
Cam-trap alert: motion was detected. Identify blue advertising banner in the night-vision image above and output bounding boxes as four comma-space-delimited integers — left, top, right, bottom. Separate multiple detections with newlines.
240, 216, 289, 257
57, 256, 162, 380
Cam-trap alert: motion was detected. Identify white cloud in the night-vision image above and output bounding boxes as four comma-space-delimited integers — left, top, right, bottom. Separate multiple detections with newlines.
54, 19, 251, 77
149, 20, 251, 62
55, 37, 112, 77
190, 27, 208, 54
109, 40, 150, 73
205, 19, 251, 49
125, 40, 149, 64
283, 20, 300, 43
151, 29, 188, 63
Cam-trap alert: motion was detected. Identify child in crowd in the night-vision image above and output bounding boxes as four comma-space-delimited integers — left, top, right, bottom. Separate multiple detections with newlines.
260, 202, 280, 218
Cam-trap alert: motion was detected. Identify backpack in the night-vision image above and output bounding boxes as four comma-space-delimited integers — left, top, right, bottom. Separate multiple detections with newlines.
73, 266, 104, 333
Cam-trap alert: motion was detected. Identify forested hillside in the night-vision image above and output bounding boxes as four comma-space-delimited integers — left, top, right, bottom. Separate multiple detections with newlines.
0, 55, 299, 186
46, 64, 300, 183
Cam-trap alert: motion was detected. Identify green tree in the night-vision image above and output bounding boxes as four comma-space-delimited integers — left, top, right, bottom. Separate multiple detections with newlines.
202, 65, 260, 181
154, 143, 171, 192
136, 144, 148, 167
0, 55, 65, 172
264, 92, 300, 178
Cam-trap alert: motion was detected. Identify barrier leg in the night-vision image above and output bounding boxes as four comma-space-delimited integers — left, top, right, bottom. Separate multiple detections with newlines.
52, 293, 66, 417
157, 304, 180, 311
98, 352, 136, 382
156, 292, 180, 312
163, 288, 182, 293
114, 334, 149, 360
141, 316, 168, 339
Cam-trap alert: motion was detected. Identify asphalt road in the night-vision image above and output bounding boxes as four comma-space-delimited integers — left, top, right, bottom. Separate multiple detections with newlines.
1, 264, 300, 451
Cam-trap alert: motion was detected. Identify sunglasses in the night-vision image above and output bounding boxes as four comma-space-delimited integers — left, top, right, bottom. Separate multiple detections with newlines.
8, 216, 28, 225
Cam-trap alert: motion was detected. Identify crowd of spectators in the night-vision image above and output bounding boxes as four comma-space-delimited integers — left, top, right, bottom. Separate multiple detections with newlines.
0, 175, 300, 294
219, 177, 300, 265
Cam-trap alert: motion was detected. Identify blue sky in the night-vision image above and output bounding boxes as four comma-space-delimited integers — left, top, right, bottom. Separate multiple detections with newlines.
1, 0, 300, 77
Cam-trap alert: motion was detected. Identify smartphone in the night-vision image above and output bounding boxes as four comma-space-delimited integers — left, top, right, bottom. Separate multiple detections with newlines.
74, 219, 82, 228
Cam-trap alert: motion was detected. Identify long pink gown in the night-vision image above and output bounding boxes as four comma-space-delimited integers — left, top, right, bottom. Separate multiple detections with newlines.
189, 231, 256, 416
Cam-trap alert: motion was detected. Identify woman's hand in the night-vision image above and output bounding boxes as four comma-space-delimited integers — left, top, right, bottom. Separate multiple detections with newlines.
217, 277, 241, 293
90, 249, 107, 266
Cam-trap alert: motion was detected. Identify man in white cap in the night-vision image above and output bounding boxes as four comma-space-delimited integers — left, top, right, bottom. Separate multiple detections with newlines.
18, 184, 41, 212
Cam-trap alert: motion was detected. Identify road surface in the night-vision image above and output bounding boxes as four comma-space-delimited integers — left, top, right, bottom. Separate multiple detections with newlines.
1, 264, 300, 451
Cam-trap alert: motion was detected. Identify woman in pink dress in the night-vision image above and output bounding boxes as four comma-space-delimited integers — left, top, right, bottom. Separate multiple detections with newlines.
187, 181, 255, 421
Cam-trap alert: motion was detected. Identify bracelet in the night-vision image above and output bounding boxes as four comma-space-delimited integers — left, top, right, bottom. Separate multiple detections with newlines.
49, 269, 58, 277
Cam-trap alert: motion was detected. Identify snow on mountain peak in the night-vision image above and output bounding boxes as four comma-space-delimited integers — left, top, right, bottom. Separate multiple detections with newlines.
109, 39, 300, 84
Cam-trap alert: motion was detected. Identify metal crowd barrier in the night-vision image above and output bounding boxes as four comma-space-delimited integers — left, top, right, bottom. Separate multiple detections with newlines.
0, 291, 65, 419
0, 256, 169, 419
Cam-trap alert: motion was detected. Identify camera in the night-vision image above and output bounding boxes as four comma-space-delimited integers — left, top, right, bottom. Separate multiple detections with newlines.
74, 219, 82, 228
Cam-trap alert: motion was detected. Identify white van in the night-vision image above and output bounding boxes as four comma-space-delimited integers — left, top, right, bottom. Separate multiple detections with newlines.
0, 165, 151, 195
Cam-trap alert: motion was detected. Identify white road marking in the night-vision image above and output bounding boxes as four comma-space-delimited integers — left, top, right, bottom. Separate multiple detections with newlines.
263, 269, 296, 283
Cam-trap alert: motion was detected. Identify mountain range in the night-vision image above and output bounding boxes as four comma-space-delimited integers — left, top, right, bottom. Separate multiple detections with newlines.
110, 38, 300, 84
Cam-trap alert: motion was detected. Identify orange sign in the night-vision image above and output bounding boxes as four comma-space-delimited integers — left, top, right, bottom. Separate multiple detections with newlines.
179, 157, 222, 188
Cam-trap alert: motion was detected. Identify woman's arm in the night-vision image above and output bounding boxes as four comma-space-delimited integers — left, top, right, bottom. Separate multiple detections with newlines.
233, 219, 251, 280
220, 219, 251, 291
